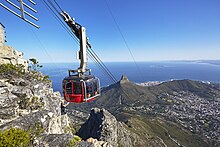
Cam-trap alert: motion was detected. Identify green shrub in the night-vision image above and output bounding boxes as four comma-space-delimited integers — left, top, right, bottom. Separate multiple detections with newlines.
28, 58, 50, 82
43, 75, 50, 82
0, 64, 25, 76
28, 122, 44, 139
64, 125, 76, 135
0, 128, 31, 147
18, 96, 44, 110
66, 135, 82, 147
28, 58, 43, 71
0, 63, 50, 83
30, 96, 45, 110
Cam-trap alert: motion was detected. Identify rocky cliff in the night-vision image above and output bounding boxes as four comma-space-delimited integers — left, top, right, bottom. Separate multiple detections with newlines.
76, 108, 166, 147
0, 25, 28, 70
0, 46, 28, 70
0, 64, 75, 146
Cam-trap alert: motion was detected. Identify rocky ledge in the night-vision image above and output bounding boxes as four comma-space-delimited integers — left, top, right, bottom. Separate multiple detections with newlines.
76, 108, 164, 147
0, 65, 75, 146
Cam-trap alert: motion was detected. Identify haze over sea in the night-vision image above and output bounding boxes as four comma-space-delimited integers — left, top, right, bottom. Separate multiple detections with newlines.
40, 61, 220, 93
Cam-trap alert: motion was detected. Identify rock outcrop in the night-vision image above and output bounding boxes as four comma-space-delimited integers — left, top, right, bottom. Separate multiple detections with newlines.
0, 46, 28, 70
0, 24, 28, 70
120, 75, 130, 84
77, 108, 117, 147
0, 67, 74, 146
77, 108, 154, 147
38, 134, 73, 147
0, 23, 5, 47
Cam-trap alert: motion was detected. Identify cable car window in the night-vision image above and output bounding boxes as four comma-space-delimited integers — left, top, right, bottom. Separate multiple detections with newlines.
86, 81, 93, 97
93, 79, 98, 92
74, 82, 82, 94
66, 82, 72, 94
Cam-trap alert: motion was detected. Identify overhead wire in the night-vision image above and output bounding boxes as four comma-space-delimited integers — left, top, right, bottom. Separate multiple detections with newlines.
87, 51, 112, 84
26, 23, 51, 61
88, 48, 117, 82
40, 0, 79, 46
104, 0, 145, 81
87, 49, 116, 83
87, 49, 132, 103
52, 0, 63, 12
47, 0, 60, 14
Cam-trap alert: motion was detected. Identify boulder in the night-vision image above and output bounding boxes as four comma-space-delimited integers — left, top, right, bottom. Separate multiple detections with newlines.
38, 134, 73, 147
0, 45, 28, 70
77, 108, 117, 147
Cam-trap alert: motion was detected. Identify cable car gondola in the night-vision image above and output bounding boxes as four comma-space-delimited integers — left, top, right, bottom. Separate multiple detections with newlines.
61, 11, 101, 103
63, 70, 100, 103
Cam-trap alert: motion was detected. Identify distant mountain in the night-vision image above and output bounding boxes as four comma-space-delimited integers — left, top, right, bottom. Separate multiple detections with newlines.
178, 60, 220, 66
67, 75, 220, 146
68, 75, 219, 112
198, 60, 220, 65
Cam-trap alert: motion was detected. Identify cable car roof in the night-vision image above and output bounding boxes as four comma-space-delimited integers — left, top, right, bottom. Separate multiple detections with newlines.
63, 74, 97, 82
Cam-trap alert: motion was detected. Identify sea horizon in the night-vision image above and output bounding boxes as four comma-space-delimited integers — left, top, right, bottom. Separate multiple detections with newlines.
40, 59, 220, 64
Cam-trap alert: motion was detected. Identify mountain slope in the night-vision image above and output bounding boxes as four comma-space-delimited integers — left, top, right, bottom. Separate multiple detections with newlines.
67, 75, 220, 146
68, 75, 219, 111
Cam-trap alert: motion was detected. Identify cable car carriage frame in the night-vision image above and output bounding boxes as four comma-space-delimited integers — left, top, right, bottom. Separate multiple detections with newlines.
63, 69, 100, 103
61, 11, 101, 103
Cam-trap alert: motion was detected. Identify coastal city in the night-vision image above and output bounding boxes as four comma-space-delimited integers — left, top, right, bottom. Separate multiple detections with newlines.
131, 86, 220, 142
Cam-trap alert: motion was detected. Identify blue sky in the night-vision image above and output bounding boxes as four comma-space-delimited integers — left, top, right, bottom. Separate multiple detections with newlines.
0, 0, 220, 63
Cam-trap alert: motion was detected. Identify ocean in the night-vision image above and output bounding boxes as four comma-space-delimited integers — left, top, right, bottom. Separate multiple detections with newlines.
40, 61, 220, 93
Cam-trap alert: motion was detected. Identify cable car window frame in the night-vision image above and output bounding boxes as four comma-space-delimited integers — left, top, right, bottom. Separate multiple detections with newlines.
86, 80, 93, 97
74, 81, 82, 94
85, 78, 100, 98
65, 82, 72, 94
93, 79, 98, 92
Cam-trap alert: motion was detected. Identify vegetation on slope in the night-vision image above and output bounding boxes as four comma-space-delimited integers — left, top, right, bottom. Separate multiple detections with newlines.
124, 116, 212, 147
0, 128, 31, 147
0, 63, 50, 82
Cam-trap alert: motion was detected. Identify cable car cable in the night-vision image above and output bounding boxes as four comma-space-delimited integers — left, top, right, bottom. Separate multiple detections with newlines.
88, 50, 133, 101
87, 52, 112, 84
47, 0, 60, 15
87, 51, 112, 83
52, 0, 63, 12
40, 0, 79, 46
104, 0, 145, 81
88, 48, 117, 82
87, 49, 116, 83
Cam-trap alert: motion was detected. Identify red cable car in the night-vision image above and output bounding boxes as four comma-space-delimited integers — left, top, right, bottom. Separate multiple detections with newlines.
63, 70, 100, 103
60, 11, 101, 103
